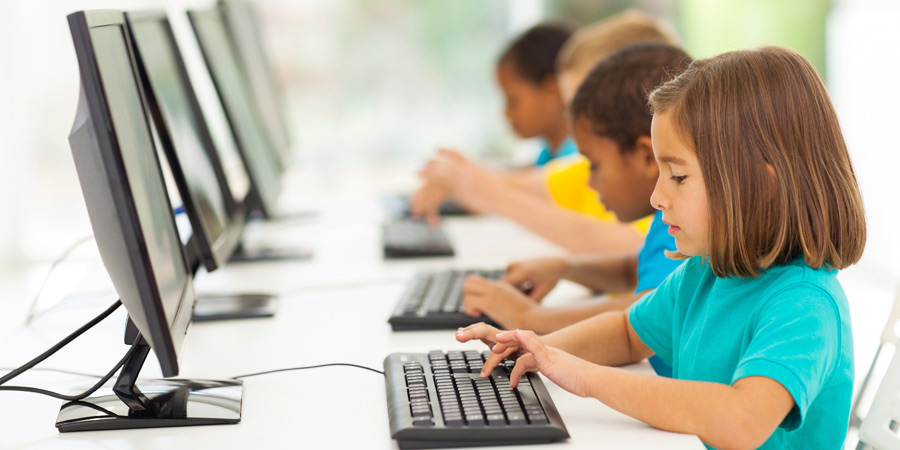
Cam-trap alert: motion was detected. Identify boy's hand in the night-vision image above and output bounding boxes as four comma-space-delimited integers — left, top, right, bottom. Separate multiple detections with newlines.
503, 257, 569, 302
410, 182, 447, 227
463, 276, 538, 330
419, 149, 499, 213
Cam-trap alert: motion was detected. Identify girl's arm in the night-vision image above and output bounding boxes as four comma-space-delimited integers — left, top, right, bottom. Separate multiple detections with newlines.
543, 309, 651, 365
581, 366, 794, 450
461, 318, 795, 450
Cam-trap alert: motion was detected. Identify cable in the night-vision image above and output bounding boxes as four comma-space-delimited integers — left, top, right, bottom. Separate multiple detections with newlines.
0, 343, 138, 401
0, 367, 102, 378
232, 363, 384, 379
0, 300, 121, 386
24, 234, 96, 324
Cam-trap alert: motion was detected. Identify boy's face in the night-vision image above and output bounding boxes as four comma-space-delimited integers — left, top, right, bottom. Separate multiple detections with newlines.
650, 111, 709, 257
572, 118, 658, 223
496, 59, 562, 140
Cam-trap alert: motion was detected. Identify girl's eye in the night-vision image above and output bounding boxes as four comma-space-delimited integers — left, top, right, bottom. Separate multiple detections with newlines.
670, 175, 686, 184
589, 164, 598, 172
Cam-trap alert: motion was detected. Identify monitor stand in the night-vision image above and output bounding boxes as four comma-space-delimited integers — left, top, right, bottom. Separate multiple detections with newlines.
56, 341, 242, 432
193, 293, 277, 322
182, 237, 281, 322
229, 242, 312, 262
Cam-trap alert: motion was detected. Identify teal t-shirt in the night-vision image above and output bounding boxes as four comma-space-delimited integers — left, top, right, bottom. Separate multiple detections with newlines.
629, 256, 854, 450
534, 137, 578, 166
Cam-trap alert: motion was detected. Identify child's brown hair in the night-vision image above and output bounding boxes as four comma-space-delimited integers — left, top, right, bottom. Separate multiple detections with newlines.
499, 21, 576, 84
570, 42, 691, 153
649, 46, 867, 277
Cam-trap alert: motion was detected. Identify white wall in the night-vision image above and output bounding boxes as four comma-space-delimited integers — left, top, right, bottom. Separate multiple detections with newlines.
828, 1, 900, 286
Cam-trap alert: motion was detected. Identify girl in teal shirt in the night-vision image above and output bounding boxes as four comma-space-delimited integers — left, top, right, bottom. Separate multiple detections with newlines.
457, 46, 866, 450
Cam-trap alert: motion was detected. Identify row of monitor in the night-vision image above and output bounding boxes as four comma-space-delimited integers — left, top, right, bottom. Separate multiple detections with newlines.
58, 2, 293, 430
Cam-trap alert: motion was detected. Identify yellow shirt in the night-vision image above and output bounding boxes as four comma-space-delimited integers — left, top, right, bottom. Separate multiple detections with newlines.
545, 155, 652, 235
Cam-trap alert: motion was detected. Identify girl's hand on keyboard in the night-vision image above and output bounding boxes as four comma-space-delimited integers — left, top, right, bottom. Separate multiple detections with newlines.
455, 323, 528, 380
455, 322, 502, 346
493, 329, 594, 397
463, 276, 537, 329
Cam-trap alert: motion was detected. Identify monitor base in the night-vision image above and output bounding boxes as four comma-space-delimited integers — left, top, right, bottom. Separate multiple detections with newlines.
56, 378, 242, 432
229, 244, 312, 262
193, 293, 277, 322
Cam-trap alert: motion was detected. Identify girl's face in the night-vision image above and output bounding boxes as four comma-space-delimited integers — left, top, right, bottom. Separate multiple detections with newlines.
650, 111, 710, 257
496, 59, 562, 139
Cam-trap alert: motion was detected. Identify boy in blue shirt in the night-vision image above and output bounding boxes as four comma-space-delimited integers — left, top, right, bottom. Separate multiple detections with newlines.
462, 44, 690, 339
458, 46, 864, 449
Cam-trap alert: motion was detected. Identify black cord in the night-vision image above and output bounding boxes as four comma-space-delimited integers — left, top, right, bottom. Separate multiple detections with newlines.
0, 344, 138, 401
0, 367, 102, 378
232, 363, 384, 379
24, 234, 96, 324
0, 299, 122, 386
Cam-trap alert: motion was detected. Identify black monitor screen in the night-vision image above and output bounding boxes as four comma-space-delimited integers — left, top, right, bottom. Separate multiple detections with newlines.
220, 0, 291, 159
188, 8, 282, 216
93, 25, 189, 325
129, 15, 243, 270
68, 11, 194, 376
134, 19, 229, 242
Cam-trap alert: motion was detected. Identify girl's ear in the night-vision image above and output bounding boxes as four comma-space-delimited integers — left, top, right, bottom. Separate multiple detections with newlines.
635, 135, 658, 178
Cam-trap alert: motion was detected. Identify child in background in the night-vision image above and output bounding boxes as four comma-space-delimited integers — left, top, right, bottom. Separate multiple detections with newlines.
463, 43, 691, 341
412, 12, 676, 253
494, 23, 579, 167
548, 10, 678, 221
458, 46, 865, 449
415, 21, 577, 209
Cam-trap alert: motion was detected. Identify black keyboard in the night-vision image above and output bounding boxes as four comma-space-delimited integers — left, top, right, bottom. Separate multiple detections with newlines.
383, 219, 455, 258
384, 350, 569, 449
389, 269, 503, 331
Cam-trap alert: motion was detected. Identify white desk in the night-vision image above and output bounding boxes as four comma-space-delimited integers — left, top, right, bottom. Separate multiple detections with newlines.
0, 183, 704, 449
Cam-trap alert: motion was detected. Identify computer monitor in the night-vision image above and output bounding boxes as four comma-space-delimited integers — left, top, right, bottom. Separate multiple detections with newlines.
126, 11, 245, 273
218, 0, 292, 165
125, 10, 285, 320
187, 6, 284, 219
61, 10, 241, 431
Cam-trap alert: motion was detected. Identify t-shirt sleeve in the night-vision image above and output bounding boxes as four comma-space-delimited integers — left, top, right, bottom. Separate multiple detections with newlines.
731, 285, 843, 431
628, 261, 687, 365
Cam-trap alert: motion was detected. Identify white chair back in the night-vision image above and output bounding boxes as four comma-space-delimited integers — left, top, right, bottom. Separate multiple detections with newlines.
855, 287, 900, 449
857, 346, 900, 449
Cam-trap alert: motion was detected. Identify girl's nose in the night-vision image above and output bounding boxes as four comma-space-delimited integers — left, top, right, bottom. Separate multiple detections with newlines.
650, 180, 666, 211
